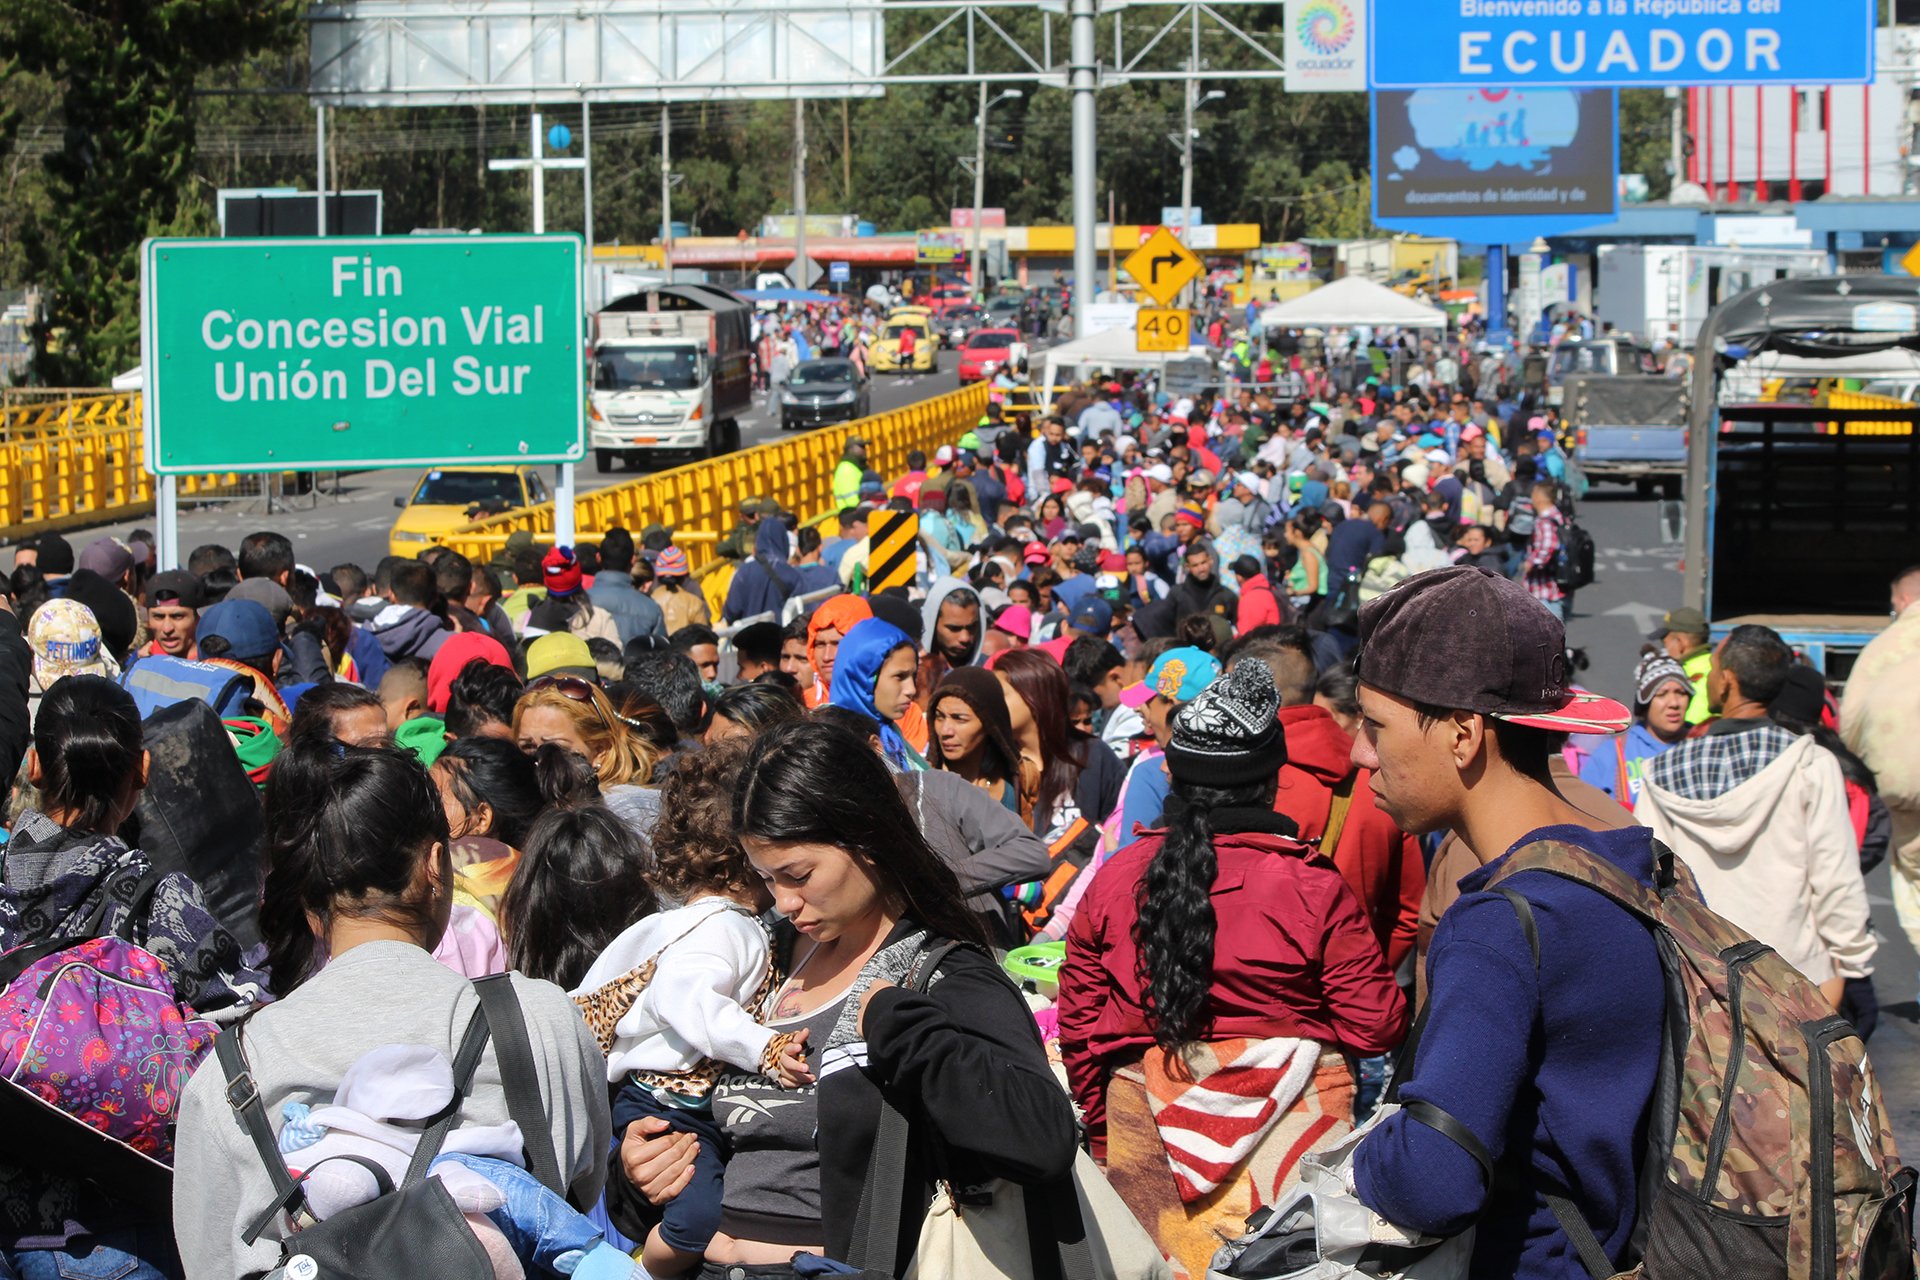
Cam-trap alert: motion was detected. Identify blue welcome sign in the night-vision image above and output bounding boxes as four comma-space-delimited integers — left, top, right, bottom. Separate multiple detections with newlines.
1369, 0, 1876, 89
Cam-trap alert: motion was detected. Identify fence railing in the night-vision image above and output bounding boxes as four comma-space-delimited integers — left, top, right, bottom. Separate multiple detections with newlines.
440, 383, 990, 567
0, 395, 249, 542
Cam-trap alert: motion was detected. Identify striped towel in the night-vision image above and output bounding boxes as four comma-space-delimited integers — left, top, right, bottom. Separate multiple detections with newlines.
1140, 1037, 1324, 1203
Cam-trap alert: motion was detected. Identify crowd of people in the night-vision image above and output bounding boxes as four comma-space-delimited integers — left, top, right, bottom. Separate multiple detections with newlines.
0, 336, 1910, 1280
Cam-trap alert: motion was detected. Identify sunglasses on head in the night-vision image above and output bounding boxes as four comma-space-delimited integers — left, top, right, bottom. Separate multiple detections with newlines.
528, 674, 654, 735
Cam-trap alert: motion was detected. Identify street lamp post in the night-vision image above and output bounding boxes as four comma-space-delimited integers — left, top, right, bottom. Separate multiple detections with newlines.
970, 87, 1022, 299
1178, 84, 1225, 306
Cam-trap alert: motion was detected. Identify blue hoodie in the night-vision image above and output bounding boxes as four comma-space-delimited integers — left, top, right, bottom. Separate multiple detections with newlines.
723, 519, 803, 624
1354, 823, 1664, 1280
828, 617, 918, 770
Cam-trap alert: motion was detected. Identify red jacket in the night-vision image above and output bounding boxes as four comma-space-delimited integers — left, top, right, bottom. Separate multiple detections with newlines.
1273, 705, 1426, 971
1058, 815, 1407, 1151
1236, 573, 1283, 633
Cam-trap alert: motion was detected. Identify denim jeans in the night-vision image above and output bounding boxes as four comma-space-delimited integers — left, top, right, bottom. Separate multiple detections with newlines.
1, 1228, 181, 1280
1354, 1054, 1389, 1125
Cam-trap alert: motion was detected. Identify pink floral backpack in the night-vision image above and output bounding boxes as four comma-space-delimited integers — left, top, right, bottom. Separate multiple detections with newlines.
0, 870, 217, 1159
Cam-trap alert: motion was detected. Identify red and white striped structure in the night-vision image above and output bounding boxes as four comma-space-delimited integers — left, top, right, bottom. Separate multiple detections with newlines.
1689, 27, 1919, 201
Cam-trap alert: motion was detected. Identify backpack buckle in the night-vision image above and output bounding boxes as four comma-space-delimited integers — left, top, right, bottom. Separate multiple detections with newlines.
226, 1070, 259, 1112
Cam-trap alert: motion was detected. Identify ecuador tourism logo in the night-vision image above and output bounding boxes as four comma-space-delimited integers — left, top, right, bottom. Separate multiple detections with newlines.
1296, 0, 1353, 56
1285, 0, 1364, 91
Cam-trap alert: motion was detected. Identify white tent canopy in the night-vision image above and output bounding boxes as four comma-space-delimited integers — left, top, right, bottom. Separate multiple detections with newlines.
1040, 325, 1198, 397
1258, 276, 1447, 330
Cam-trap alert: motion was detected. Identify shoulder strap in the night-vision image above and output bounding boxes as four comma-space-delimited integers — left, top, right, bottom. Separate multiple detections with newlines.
1321, 772, 1359, 855
473, 974, 566, 1197
1487, 883, 1616, 1280
1614, 737, 1631, 804
848, 938, 1096, 1280
219, 1001, 492, 1247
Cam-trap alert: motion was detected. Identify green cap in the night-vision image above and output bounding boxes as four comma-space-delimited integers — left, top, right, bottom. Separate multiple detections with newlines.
395, 714, 449, 767
1651, 606, 1710, 640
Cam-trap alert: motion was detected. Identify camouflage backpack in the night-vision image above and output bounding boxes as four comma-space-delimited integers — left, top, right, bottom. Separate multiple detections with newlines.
1485, 839, 1916, 1280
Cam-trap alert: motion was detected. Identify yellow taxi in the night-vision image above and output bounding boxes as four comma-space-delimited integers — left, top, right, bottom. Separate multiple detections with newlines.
869, 311, 937, 374
388, 464, 550, 557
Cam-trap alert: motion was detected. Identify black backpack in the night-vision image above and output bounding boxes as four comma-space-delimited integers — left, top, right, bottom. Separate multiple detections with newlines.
215, 975, 564, 1280
1555, 518, 1596, 593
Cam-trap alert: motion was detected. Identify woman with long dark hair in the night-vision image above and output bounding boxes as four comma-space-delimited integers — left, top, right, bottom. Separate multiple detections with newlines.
612, 718, 1075, 1280
927, 666, 1026, 819
179, 742, 611, 1279
994, 648, 1123, 847
498, 746, 660, 988
1057, 662, 1405, 1280
0, 677, 264, 1280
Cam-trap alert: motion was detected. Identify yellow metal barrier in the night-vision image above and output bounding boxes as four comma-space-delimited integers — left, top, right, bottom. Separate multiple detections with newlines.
0, 402, 248, 543
0, 390, 140, 441
1821, 390, 1916, 436
441, 383, 991, 566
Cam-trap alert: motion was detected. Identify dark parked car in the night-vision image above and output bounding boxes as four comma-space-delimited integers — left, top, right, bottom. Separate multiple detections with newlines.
780, 358, 871, 430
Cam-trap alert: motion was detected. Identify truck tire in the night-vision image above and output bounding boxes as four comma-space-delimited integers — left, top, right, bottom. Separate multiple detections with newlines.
722, 419, 742, 454
595, 449, 614, 474
1635, 479, 1655, 498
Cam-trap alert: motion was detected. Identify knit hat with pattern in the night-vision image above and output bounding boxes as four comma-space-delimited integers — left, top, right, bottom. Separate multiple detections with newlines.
1164, 660, 1288, 787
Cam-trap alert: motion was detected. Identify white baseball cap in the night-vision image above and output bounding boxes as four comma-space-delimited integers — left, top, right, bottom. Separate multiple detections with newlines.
1145, 463, 1174, 484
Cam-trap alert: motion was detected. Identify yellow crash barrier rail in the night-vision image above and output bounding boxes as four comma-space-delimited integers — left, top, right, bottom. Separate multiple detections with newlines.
440, 383, 990, 567
1821, 390, 1917, 436
0, 411, 247, 543
0, 390, 139, 441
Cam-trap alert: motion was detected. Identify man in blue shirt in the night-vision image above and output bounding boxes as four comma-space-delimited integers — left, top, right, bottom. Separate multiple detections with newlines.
1324, 501, 1390, 594
1349, 566, 1663, 1280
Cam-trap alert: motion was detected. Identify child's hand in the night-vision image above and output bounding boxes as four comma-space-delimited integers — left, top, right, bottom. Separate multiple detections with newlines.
770, 1028, 813, 1088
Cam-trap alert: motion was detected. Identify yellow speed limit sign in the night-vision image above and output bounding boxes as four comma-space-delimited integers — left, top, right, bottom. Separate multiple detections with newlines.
1136, 308, 1191, 353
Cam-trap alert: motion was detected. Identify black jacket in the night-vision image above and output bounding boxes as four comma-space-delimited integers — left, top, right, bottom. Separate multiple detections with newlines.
602, 921, 1079, 1270
1170, 574, 1238, 622
0, 608, 29, 790
822, 923, 1079, 1272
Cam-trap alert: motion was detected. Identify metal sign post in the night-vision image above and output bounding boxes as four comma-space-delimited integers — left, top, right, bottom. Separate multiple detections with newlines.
490, 113, 588, 549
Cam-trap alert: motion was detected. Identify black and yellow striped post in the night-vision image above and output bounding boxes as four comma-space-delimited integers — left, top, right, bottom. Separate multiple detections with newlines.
866, 511, 919, 593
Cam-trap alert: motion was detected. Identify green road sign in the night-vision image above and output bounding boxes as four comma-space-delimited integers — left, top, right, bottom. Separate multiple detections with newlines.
140, 234, 584, 474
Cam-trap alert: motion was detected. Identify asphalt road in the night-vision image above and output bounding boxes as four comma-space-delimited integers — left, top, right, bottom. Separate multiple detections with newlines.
1561, 483, 1920, 1156
31, 353, 967, 574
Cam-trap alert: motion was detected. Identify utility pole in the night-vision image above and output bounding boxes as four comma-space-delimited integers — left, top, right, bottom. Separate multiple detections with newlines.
970, 86, 1022, 299
793, 101, 809, 289
1180, 75, 1195, 249
660, 104, 672, 255
972, 83, 989, 299
1069, 0, 1098, 335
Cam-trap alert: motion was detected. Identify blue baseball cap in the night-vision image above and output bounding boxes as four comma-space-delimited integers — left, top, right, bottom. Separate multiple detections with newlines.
1119, 645, 1221, 708
1068, 597, 1113, 638
197, 599, 278, 657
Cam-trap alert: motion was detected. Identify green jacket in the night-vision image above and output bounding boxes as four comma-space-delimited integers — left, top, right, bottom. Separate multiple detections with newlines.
833, 457, 864, 509
1683, 646, 1713, 725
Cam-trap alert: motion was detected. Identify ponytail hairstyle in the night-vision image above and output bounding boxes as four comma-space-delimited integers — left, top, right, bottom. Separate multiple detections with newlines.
498, 751, 658, 988
260, 742, 452, 997
1131, 776, 1275, 1051
31, 675, 145, 834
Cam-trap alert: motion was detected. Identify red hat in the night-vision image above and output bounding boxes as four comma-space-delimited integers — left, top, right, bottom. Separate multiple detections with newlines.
427, 632, 515, 713
542, 546, 584, 596
1049, 476, 1073, 495
1022, 541, 1050, 566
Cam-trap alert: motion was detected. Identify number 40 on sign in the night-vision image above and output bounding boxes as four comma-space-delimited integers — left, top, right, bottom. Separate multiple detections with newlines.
1137, 308, 1191, 353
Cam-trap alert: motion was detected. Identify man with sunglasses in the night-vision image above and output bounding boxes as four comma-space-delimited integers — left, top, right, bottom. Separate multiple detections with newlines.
141, 570, 205, 660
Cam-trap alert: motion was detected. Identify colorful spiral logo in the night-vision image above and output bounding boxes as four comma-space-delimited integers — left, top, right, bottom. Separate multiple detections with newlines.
1296, 0, 1355, 56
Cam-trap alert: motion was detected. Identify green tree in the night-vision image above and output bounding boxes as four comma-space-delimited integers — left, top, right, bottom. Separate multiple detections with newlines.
1, 0, 298, 384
